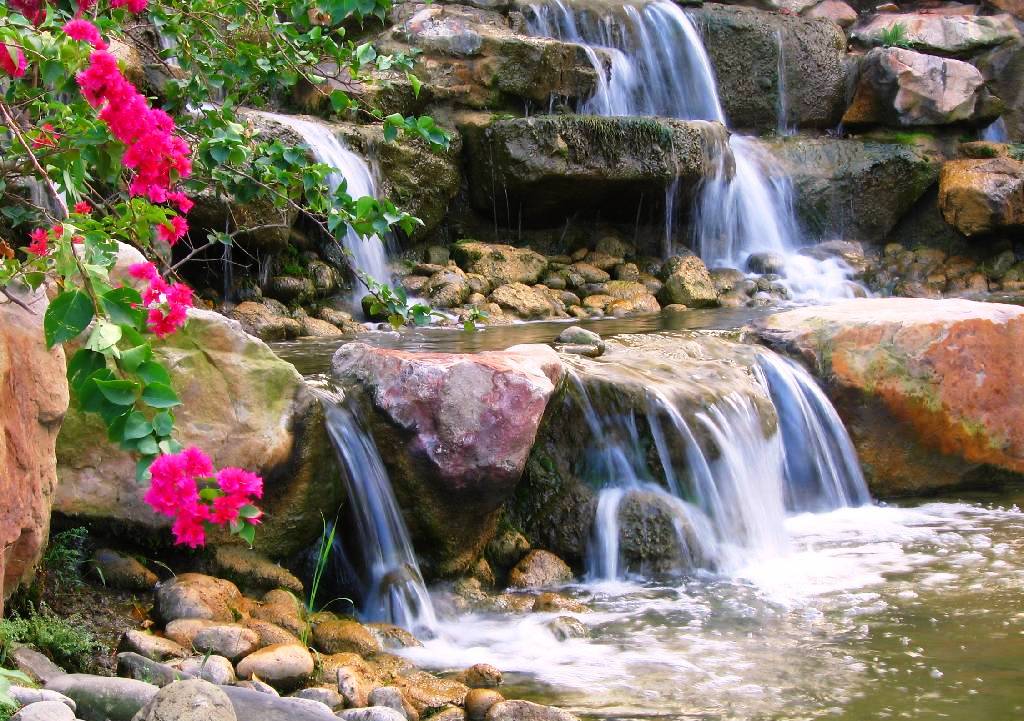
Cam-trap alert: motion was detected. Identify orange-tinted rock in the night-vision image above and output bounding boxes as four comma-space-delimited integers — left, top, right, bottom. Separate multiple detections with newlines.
938, 157, 1024, 236
0, 287, 69, 611
756, 298, 1024, 495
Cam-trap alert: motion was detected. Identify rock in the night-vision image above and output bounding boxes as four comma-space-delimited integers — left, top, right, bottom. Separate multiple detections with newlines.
568, 263, 610, 285
484, 700, 580, 721
764, 137, 942, 241
754, 299, 1024, 495
367, 687, 408, 718
174, 656, 236, 686
617, 490, 708, 576
488, 283, 560, 319
336, 666, 371, 708
531, 593, 589, 614
507, 551, 573, 589
11, 701, 76, 721
220, 685, 338, 720
6, 687, 76, 711
164, 619, 215, 648
337, 708, 407, 721
204, 546, 303, 595
318, 307, 362, 334
133, 680, 236, 721
191, 625, 260, 662
118, 631, 187, 662
392, 672, 468, 714
430, 706, 466, 721
290, 687, 344, 710
427, 268, 472, 309
547, 616, 589, 641
803, 0, 857, 27
555, 326, 602, 347
56, 286, 343, 557
332, 343, 563, 574
842, 47, 989, 127
690, 4, 847, 132
465, 689, 504, 721
91, 549, 158, 591
267, 276, 315, 305
658, 256, 718, 308
10, 647, 65, 684
235, 644, 314, 691
117, 653, 192, 687
461, 115, 728, 222
450, 242, 549, 287
156, 574, 244, 623
709, 268, 747, 294
938, 157, 1024, 236
253, 589, 307, 637
227, 301, 304, 341
312, 618, 382, 656
0, 286, 68, 609
975, 40, 1024, 143
236, 679, 280, 696
485, 530, 531, 571
745, 252, 785, 275
242, 618, 303, 648
367, 624, 422, 650
46, 674, 158, 721
851, 13, 1020, 56
301, 317, 344, 337
464, 665, 502, 689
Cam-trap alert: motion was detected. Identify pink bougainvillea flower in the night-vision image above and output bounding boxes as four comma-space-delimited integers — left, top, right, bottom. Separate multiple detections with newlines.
8, 0, 45, 25
216, 467, 264, 499
171, 507, 209, 548
32, 123, 60, 149
77, 0, 97, 15
155, 214, 188, 246
0, 44, 27, 79
128, 261, 160, 283
73, 201, 93, 215
63, 19, 107, 49
26, 228, 49, 256
166, 191, 194, 215
110, 0, 149, 13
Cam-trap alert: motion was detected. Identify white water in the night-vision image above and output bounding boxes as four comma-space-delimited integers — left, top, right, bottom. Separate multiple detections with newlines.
321, 399, 437, 634
524, 0, 862, 301
258, 112, 391, 297
981, 117, 1008, 143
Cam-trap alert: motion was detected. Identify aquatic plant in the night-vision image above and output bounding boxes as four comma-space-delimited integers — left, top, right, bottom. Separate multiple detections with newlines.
878, 23, 911, 48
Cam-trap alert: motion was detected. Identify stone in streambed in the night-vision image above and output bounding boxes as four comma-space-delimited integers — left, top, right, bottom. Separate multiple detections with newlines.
451, 241, 549, 287
290, 686, 344, 710
465, 689, 504, 721
252, 589, 307, 637
91, 549, 159, 591
155, 573, 244, 624
203, 545, 303, 595
367, 686, 411, 719
173, 655, 236, 686
507, 551, 573, 589
242, 618, 303, 648
484, 700, 580, 721
46, 674, 158, 721
118, 630, 187, 662
463, 664, 502, 689
221, 685, 338, 720
235, 643, 314, 691
132, 679, 236, 721
485, 530, 531, 572
658, 256, 718, 308
547, 616, 589, 641
117, 652, 193, 687
312, 618, 382, 656
10, 701, 76, 721
938, 157, 1024, 236
6, 687, 76, 712
337, 708, 407, 721
191, 624, 260, 662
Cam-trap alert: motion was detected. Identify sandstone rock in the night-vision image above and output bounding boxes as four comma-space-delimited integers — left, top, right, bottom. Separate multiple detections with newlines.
427, 268, 472, 309
242, 618, 303, 648
451, 242, 549, 287
46, 674, 158, 721
531, 593, 589, 614
429, 706, 465, 721
842, 47, 988, 127
461, 115, 728, 222
117, 653, 192, 687
11, 647, 65, 684
173, 655, 236, 686
332, 343, 563, 574
755, 299, 1024, 495
508, 550, 573, 589
313, 618, 382, 656
0, 286, 68, 609
291, 687, 344, 710
803, 0, 857, 27
465, 689, 504, 721
764, 136, 942, 241
367, 624, 422, 650
851, 13, 1020, 55
938, 157, 1024, 236
156, 574, 244, 623
547, 616, 589, 641
301, 317, 344, 337
91, 549, 158, 591
204, 546, 303, 595
464, 664, 502, 689
658, 256, 718, 308
191, 624, 260, 662
6, 687, 76, 711
11, 701, 76, 721
488, 283, 560, 319
690, 4, 847, 132
227, 301, 304, 341
484, 700, 580, 721
975, 40, 1024, 143
220, 685, 338, 720
367, 687, 410, 719
616, 490, 708, 576
336, 665, 372, 708
485, 530, 531, 571
253, 589, 307, 637
236, 643, 314, 691
267, 276, 315, 305
393, 672, 468, 713
337, 708, 407, 721
164, 619, 216, 649
119, 631, 187, 662
133, 679, 236, 721
746, 252, 786, 275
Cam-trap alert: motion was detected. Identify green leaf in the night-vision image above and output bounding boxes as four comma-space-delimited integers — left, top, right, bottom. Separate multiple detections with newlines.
407, 73, 422, 99
136, 435, 160, 455
152, 410, 174, 436
330, 89, 351, 112
44, 290, 94, 347
85, 321, 123, 353
158, 438, 183, 454
238, 504, 262, 519
120, 344, 153, 373
137, 361, 172, 386
141, 382, 181, 408
123, 412, 152, 440
95, 378, 140, 406
237, 523, 256, 547
100, 287, 144, 327
136, 455, 156, 482
67, 349, 106, 393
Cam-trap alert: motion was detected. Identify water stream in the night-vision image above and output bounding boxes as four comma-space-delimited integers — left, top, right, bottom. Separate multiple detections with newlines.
524, 0, 861, 300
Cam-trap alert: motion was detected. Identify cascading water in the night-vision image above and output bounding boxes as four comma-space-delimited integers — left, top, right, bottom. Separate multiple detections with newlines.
524, 0, 862, 300
318, 393, 437, 633
257, 113, 391, 299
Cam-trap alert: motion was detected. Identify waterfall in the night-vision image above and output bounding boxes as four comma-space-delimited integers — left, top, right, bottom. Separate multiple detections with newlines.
321, 398, 437, 633
980, 117, 1008, 142
775, 30, 794, 137
256, 112, 391, 298
568, 344, 869, 581
524, 0, 859, 299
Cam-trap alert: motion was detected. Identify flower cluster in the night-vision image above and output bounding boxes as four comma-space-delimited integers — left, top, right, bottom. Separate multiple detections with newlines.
128, 261, 193, 337
144, 447, 263, 547
9, 0, 46, 25
26, 223, 66, 256
0, 43, 27, 79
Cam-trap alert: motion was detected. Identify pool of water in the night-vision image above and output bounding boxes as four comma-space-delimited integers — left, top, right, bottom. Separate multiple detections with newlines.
402, 493, 1024, 721
273, 307, 773, 375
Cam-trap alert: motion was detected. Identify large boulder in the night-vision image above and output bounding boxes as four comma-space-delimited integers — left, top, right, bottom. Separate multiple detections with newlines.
461, 114, 729, 223
451, 241, 548, 287
509, 333, 775, 567
688, 4, 848, 132
939, 157, 1024, 236
975, 40, 1024, 142
332, 343, 563, 574
842, 47, 992, 128
763, 136, 942, 242
55, 248, 343, 557
851, 13, 1020, 57
657, 256, 718, 308
132, 679, 236, 721
754, 299, 1024, 496
0, 286, 68, 611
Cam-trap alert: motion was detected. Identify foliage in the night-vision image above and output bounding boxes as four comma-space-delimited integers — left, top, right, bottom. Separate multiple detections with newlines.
878, 23, 911, 48
462, 305, 488, 332
361, 272, 442, 330
0, 609, 100, 672
0, 667, 29, 721
41, 527, 90, 589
